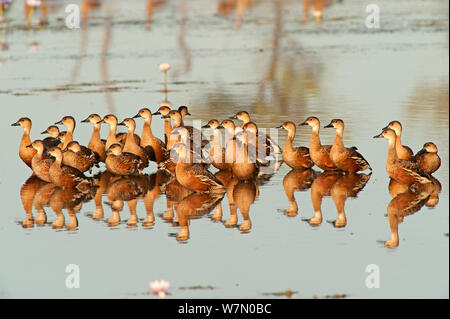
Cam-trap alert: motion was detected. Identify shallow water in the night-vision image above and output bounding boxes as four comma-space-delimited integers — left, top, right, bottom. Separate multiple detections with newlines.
0, 0, 448, 298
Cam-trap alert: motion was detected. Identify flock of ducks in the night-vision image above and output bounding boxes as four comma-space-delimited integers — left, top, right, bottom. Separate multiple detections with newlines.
12, 107, 442, 243
12, 107, 441, 193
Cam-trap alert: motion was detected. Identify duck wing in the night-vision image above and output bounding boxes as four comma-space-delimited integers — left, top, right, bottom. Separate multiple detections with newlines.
348, 148, 371, 171
398, 159, 432, 184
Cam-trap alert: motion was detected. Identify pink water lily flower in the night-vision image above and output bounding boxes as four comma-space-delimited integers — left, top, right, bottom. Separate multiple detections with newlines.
149, 280, 170, 298
26, 0, 41, 7
158, 63, 171, 73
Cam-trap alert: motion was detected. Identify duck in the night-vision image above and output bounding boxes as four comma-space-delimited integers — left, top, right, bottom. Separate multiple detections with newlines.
118, 118, 150, 169
178, 105, 191, 120
27, 140, 55, 183
230, 110, 251, 128
97, 114, 122, 150
133, 108, 166, 164
11, 117, 36, 168
243, 121, 279, 158
217, 119, 238, 167
414, 142, 441, 175
374, 128, 432, 187
57, 131, 68, 149
152, 105, 172, 145
231, 111, 281, 155
202, 119, 231, 171
39, 125, 62, 149
231, 131, 258, 181
277, 121, 314, 170
54, 116, 76, 149
325, 119, 371, 173
382, 121, 414, 160
47, 147, 93, 190
163, 110, 206, 150
300, 116, 341, 171
172, 143, 225, 193
105, 143, 143, 176
62, 141, 99, 173
81, 114, 106, 162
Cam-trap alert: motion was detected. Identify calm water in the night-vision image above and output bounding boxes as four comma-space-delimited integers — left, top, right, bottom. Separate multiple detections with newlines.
0, 0, 448, 298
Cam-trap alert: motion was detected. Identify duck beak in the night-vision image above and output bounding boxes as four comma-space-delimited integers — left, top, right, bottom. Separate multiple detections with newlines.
132, 114, 141, 119
26, 144, 33, 148
299, 121, 308, 126
55, 120, 63, 125
382, 125, 389, 130
275, 125, 283, 129
117, 121, 126, 126
217, 125, 224, 129
201, 124, 210, 129
11, 121, 20, 126
324, 123, 333, 128
152, 111, 161, 116
229, 115, 237, 120
97, 119, 105, 124
373, 133, 383, 138
161, 115, 170, 119
62, 148, 68, 153
41, 130, 48, 134
81, 118, 90, 123
186, 112, 191, 116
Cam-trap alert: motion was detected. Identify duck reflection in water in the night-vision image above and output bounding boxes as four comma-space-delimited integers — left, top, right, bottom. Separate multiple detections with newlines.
329, 172, 371, 228
49, 186, 95, 230
384, 177, 441, 248
282, 169, 316, 217
211, 170, 258, 232
105, 174, 149, 227
306, 171, 371, 227
20, 175, 49, 228
175, 192, 224, 242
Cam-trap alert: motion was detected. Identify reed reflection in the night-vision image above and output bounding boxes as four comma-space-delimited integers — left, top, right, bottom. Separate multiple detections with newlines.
281, 169, 316, 217
384, 177, 441, 248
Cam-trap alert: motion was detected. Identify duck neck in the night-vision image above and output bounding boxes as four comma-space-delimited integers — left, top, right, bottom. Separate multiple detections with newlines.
173, 118, 182, 128
164, 118, 172, 141
387, 138, 398, 164
21, 127, 32, 149
284, 130, 295, 151
125, 126, 136, 147
333, 130, 345, 151
395, 135, 403, 151
212, 129, 221, 147
90, 125, 101, 145
54, 154, 63, 166
142, 118, 154, 141
310, 128, 322, 151
108, 123, 118, 141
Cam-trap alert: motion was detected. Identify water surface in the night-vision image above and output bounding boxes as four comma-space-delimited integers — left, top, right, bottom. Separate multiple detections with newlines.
0, 0, 448, 298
